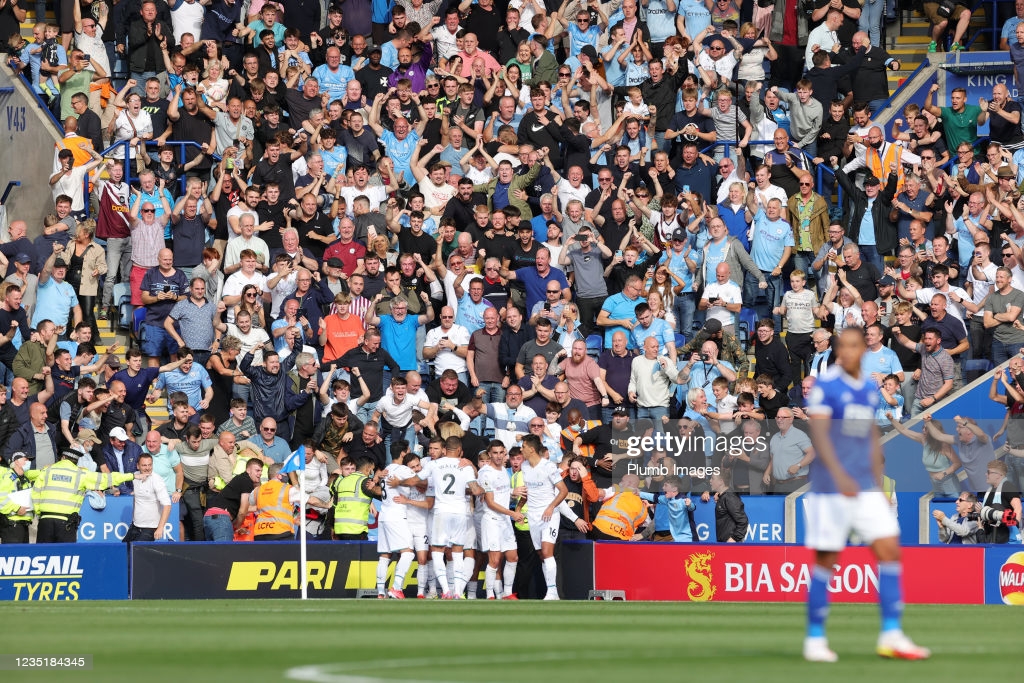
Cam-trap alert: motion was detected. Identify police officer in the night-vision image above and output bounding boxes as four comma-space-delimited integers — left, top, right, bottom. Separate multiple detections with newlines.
0, 452, 33, 544
33, 449, 140, 543
331, 456, 382, 540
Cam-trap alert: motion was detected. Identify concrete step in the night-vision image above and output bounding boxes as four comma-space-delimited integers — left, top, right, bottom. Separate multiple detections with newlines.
96, 326, 169, 423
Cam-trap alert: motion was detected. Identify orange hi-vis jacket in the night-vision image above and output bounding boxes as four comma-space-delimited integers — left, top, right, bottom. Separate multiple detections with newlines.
592, 487, 648, 540
253, 479, 296, 537
866, 142, 905, 195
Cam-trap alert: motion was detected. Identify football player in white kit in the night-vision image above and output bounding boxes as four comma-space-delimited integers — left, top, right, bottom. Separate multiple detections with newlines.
391, 452, 434, 598
517, 434, 569, 600
478, 440, 523, 599
376, 441, 417, 599
391, 435, 482, 599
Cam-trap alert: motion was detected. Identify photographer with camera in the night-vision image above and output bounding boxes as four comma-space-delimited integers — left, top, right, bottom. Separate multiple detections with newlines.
978, 459, 1022, 544
933, 492, 982, 544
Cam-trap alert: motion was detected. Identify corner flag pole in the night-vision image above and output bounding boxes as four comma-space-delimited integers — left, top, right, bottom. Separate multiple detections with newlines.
300, 470, 307, 600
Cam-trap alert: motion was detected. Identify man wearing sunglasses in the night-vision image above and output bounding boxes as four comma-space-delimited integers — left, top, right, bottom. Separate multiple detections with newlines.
933, 492, 982, 544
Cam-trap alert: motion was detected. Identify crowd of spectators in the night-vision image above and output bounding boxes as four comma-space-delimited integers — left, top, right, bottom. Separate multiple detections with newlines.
1, 0, 1023, 547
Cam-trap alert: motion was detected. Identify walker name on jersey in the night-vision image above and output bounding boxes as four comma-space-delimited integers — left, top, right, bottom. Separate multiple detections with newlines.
0, 555, 84, 601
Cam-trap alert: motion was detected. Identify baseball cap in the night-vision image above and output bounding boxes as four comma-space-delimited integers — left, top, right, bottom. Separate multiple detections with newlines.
367, 44, 382, 55
86, 490, 106, 510
105, 356, 122, 368
76, 428, 99, 444
53, 258, 69, 268
863, 175, 881, 187
14, 253, 31, 264
109, 427, 130, 441
702, 318, 723, 334
878, 275, 897, 286
671, 228, 688, 242
611, 405, 629, 415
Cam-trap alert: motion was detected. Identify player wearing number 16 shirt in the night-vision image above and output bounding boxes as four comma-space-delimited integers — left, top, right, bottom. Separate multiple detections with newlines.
517, 434, 569, 600
393, 436, 483, 600
803, 327, 930, 663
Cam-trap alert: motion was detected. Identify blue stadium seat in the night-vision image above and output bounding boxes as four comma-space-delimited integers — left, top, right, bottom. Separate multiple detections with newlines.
586, 334, 602, 359
963, 359, 993, 384
674, 333, 686, 351
131, 306, 148, 351
112, 282, 132, 333
738, 309, 758, 347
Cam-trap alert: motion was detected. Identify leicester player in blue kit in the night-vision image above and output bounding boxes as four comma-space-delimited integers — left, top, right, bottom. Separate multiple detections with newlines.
803, 327, 931, 663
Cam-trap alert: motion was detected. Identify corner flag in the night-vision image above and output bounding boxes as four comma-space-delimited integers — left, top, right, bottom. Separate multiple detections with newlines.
281, 445, 306, 474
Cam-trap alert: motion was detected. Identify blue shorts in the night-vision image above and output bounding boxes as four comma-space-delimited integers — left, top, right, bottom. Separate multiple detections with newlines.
141, 324, 180, 358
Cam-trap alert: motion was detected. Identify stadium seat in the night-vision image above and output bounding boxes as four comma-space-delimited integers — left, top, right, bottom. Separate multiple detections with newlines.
963, 359, 993, 384
738, 309, 757, 348
674, 333, 686, 351
131, 306, 148, 351
586, 334, 602, 359
112, 282, 132, 334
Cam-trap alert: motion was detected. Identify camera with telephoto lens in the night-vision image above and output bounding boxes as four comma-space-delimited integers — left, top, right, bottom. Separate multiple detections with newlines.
980, 505, 1019, 527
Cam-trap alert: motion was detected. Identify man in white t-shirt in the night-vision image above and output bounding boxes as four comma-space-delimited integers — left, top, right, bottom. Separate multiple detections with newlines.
123, 452, 171, 542
518, 433, 570, 600
339, 165, 389, 217
220, 252, 269, 324
699, 263, 743, 333
424, 306, 471, 381
371, 376, 434, 450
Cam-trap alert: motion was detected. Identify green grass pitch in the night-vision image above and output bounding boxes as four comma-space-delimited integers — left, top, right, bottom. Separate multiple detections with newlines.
6, 601, 1016, 682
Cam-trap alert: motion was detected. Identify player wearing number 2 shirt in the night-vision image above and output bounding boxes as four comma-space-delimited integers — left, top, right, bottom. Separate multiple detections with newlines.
518, 434, 569, 600
396, 436, 483, 599
803, 327, 930, 663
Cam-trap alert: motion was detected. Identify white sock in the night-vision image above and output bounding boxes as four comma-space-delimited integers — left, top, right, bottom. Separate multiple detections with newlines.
446, 559, 455, 588
485, 565, 497, 598
376, 556, 390, 594
463, 556, 477, 598
503, 561, 517, 597
431, 551, 450, 594
493, 576, 503, 598
542, 556, 557, 594
393, 552, 414, 592
417, 561, 430, 596
451, 551, 465, 594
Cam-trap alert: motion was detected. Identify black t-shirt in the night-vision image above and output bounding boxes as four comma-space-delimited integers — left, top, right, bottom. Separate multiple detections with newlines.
283, 89, 319, 126
356, 65, 394, 101
294, 211, 335, 261
169, 110, 214, 167
425, 379, 475, 415
396, 229, 437, 264
989, 100, 1024, 145
759, 390, 790, 421
141, 97, 169, 138
256, 200, 288, 250
842, 262, 881, 302
207, 472, 257, 518
252, 160, 296, 202
157, 421, 189, 442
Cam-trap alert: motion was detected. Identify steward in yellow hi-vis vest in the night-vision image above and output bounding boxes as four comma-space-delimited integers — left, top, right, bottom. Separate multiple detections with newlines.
33, 449, 137, 543
0, 452, 34, 544
331, 457, 382, 540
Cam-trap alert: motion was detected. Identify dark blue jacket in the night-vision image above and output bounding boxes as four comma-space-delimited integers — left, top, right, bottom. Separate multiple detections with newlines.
102, 439, 143, 494
4, 420, 57, 464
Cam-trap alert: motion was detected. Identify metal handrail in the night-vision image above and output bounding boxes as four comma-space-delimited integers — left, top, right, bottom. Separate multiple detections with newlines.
10, 68, 62, 131
0, 181, 21, 205
699, 139, 844, 207
84, 140, 221, 217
